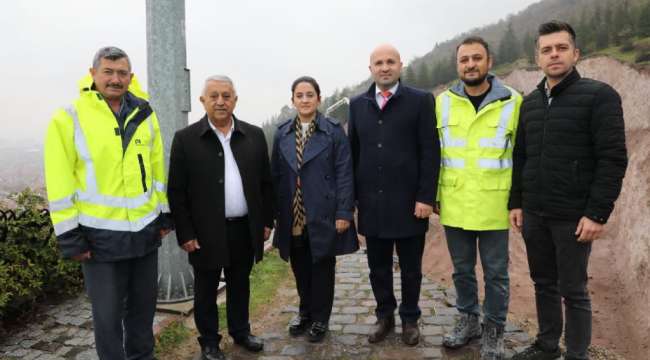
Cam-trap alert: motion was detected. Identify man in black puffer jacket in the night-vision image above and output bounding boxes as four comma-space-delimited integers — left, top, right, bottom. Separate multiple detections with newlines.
509, 21, 627, 360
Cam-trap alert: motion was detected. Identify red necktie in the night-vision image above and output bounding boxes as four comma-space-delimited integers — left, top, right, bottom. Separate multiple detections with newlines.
380, 90, 392, 110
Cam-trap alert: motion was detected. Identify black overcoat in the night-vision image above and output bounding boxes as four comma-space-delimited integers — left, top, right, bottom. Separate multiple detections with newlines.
167, 115, 274, 269
348, 83, 440, 238
271, 114, 358, 263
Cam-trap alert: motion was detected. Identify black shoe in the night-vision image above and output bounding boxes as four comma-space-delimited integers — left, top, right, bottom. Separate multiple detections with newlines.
401, 321, 420, 346
307, 321, 329, 343
288, 315, 311, 336
368, 315, 395, 343
233, 334, 264, 352
511, 342, 561, 360
201, 346, 227, 360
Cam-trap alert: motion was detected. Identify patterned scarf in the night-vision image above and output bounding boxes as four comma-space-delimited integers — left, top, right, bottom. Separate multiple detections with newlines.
291, 116, 317, 236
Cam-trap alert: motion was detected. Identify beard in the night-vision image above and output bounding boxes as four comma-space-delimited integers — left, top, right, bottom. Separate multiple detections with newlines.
461, 72, 488, 87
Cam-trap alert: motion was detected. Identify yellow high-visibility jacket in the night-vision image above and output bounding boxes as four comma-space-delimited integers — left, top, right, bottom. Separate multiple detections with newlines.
435, 76, 522, 230
44, 74, 169, 260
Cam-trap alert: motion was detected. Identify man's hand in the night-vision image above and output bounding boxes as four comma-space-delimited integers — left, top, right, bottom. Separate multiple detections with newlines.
72, 251, 91, 262
264, 227, 272, 241
335, 219, 350, 234
181, 239, 201, 253
414, 202, 433, 219
575, 216, 603, 242
159, 228, 172, 239
509, 209, 523, 233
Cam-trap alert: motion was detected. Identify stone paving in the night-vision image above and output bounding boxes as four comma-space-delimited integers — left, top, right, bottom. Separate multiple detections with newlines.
0, 295, 172, 360
1, 250, 533, 360
223, 250, 532, 360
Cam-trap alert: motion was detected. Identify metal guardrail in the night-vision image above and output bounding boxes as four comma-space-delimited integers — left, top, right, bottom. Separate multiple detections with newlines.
0, 208, 53, 243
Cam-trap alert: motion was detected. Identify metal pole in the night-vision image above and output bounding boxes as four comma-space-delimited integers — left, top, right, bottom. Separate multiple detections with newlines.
146, 0, 194, 303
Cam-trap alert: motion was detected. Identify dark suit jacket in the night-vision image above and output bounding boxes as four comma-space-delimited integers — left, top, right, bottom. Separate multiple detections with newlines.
348, 83, 440, 238
167, 115, 274, 269
271, 113, 358, 263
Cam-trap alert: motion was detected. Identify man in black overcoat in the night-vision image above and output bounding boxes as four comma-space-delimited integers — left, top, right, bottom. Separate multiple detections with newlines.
167, 75, 274, 360
348, 44, 440, 346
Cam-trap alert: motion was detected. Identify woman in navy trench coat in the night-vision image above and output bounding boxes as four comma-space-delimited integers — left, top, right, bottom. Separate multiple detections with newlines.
271, 76, 358, 342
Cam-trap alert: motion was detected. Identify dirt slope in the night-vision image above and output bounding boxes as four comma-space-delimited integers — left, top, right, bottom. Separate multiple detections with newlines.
423, 56, 650, 359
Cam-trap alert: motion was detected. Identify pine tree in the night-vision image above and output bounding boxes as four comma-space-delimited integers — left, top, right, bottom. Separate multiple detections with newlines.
638, 1, 650, 37
612, 1, 630, 45
498, 22, 520, 64
403, 65, 417, 87
578, 8, 593, 53
596, 5, 612, 49
417, 62, 431, 89
520, 32, 536, 65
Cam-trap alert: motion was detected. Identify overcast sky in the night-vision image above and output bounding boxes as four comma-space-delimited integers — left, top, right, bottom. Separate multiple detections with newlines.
1, 0, 540, 144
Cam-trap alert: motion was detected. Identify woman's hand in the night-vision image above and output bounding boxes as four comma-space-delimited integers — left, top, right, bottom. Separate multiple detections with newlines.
335, 219, 350, 234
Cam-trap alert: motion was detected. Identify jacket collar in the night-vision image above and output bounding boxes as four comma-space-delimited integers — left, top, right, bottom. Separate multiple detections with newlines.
362, 81, 405, 103
199, 115, 247, 137
78, 73, 149, 101
449, 74, 512, 110
536, 67, 581, 98
281, 112, 330, 135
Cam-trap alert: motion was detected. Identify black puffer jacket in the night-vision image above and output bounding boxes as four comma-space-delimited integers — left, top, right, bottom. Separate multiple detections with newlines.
508, 69, 627, 223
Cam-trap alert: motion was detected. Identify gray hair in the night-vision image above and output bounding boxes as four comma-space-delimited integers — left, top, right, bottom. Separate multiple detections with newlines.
92, 46, 131, 70
203, 75, 237, 96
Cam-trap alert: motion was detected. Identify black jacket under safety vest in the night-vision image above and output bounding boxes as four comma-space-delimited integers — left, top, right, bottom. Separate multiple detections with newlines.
508, 69, 627, 223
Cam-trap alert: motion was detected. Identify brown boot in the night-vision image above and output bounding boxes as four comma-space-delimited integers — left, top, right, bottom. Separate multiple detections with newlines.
401, 321, 420, 346
368, 316, 395, 343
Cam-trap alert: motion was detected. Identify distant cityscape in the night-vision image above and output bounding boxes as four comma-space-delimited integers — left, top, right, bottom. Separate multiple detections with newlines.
0, 139, 45, 200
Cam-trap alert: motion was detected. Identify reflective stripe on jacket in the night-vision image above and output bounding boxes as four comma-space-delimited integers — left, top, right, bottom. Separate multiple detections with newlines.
435, 76, 522, 230
44, 75, 169, 259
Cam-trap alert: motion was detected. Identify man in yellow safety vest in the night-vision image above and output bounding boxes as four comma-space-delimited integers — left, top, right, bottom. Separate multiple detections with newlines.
44, 46, 172, 360
436, 36, 522, 360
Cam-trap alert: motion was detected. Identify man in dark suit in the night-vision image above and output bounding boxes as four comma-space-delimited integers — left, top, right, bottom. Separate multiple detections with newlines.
167, 75, 274, 360
348, 44, 440, 346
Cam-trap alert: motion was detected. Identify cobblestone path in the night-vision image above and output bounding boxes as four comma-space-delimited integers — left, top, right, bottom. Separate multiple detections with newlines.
1, 250, 533, 360
0, 296, 171, 360
223, 250, 532, 360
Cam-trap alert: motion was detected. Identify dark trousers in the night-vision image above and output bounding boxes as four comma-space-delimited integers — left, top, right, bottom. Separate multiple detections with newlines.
444, 226, 510, 326
522, 211, 592, 360
289, 232, 336, 323
82, 249, 158, 360
366, 235, 425, 323
193, 218, 254, 348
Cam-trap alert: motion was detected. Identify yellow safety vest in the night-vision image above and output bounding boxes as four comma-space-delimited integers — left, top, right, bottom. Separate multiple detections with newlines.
44, 75, 169, 237
435, 81, 522, 230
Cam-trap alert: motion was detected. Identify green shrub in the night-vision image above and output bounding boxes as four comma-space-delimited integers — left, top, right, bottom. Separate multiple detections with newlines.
0, 189, 83, 319
620, 39, 636, 52
635, 52, 650, 63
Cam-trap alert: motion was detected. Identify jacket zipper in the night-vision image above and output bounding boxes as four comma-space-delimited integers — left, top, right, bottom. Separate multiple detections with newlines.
540, 95, 552, 214
137, 154, 147, 193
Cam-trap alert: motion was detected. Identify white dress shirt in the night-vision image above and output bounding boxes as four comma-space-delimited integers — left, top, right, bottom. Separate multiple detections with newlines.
208, 118, 248, 217
375, 81, 399, 108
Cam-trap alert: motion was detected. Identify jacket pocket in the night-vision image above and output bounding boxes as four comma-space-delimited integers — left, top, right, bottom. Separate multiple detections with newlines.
480, 175, 512, 190
137, 153, 147, 193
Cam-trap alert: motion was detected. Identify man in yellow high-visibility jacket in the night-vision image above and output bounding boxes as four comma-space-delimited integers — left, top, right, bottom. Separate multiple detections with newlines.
44, 47, 172, 360
435, 37, 522, 360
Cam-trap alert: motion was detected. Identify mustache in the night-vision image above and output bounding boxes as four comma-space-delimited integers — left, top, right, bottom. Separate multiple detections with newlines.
107, 83, 124, 89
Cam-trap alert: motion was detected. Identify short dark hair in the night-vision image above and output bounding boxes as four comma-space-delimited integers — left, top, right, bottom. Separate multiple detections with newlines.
537, 20, 577, 47
456, 36, 491, 58
291, 76, 321, 97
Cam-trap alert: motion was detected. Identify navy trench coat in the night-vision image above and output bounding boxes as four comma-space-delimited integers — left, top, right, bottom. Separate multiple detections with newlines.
271, 113, 358, 263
